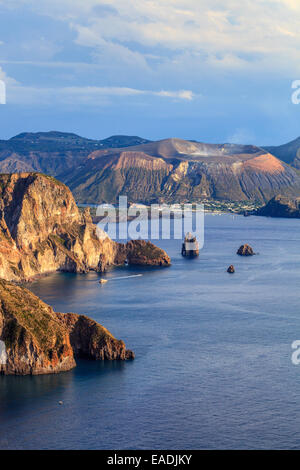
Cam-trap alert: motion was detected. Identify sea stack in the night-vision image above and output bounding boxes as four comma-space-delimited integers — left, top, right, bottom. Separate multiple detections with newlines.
227, 265, 235, 273
237, 244, 255, 256
181, 233, 199, 257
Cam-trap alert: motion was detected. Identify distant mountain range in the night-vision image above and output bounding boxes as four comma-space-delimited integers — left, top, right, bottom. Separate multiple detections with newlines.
0, 131, 300, 204
0, 132, 150, 176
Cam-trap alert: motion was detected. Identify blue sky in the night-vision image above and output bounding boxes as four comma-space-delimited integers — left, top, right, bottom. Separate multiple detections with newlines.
0, 0, 300, 145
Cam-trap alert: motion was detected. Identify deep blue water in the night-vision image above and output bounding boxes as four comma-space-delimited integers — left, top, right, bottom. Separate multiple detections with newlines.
1, 214, 300, 449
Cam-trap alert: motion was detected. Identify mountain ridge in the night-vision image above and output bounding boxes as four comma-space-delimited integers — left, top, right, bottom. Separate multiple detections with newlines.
0, 132, 300, 203
262, 136, 300, 169
63, 138, 300, 204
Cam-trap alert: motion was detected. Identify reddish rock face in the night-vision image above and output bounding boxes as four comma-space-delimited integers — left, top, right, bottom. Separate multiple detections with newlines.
56, 313, 135, 361
0, 173, 124, 281
237, 244, 255, 256
1, 134, 300, 204
61, 138, 300, 204
0, 280, 134, 376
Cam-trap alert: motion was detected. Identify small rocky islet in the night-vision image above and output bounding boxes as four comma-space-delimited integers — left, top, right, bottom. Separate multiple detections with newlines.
237, 244, 255, 256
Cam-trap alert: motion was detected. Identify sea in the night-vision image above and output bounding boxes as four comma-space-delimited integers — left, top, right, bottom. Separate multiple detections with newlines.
1, 213, 300, 449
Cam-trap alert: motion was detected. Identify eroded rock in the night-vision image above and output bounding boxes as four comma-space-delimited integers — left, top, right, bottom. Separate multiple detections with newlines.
0, 279, 134, 375
237, 244, 255, 256
125, 240, 171, 266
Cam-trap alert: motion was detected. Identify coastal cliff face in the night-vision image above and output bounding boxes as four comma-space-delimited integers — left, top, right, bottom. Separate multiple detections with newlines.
56, 313, 134, 360
0, 279, 134, 375
0, 280, 75, 375
0, 172, 172, 375
0, 172, 168, 281
256, 195, 300, 218
0, 172, 115, 280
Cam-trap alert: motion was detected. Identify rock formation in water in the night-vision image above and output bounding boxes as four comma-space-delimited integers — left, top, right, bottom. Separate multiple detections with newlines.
0, 173, 170, 281
0, 279, 134, 375
57, 313, 135, 361
125, 240, 171, 266
181, 233, 200, 258
255, 195, 300, 218
237, 244, 255, 256
227, 265, 235, 273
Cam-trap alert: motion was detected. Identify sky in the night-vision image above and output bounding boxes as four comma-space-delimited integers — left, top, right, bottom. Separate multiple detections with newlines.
0, 0, 300, 145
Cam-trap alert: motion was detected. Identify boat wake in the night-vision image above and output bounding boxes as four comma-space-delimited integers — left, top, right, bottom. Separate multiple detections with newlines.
100, 274, 143, 282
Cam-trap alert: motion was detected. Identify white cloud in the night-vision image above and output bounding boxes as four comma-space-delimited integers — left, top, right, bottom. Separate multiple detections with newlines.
227, 128, 256, 145
156, 90, 194, 100
5, 0, 298, 78
7, 84, 195, 106
2, 0, 300, 105
0, 66, 18, 86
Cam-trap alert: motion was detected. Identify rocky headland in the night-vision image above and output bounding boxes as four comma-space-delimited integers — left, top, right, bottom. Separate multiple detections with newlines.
0, 172, 170, 281
0, 279, 134, 375
255, 195, 300, 218
0, 172, 172, 374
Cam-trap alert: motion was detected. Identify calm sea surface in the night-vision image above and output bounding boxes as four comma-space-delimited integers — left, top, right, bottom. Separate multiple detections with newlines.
1, 214, 300, 449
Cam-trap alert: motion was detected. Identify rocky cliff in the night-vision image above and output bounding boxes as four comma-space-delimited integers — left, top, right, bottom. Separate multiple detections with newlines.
0, 279, 134, 375
256, 195, 300, 218
0, 172, 124, 281
57, 313, 134, 361
0, 172, 170, 281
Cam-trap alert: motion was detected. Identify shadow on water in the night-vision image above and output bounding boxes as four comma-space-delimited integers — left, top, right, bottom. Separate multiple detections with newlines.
0, 359, 128, 419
